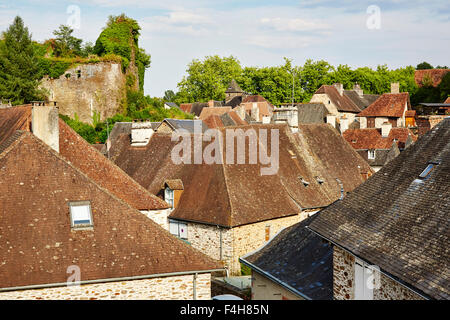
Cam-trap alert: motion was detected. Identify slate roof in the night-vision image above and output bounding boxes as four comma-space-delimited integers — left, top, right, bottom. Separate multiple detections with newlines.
190, 102, 209, 117
297, 103, 329, 124
224, 95, 243, 108
343, 90, 380, 110
309, 118, 450, 300
165, 102, 179, 109
314, 85, 362, 113
0, 132, 221, 289
358, 93, 411, 118
156, 118, 209, 133
225, 79, 244, 93
0, 106, 169, 211
343, 127, 417, 150
415, 69, 450, 88
241, 214, 333, 300
109, 123, 372, 228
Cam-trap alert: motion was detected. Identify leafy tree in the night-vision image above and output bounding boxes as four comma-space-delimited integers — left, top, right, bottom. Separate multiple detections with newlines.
0, 16, 43, 105
176, 55, 243, 103
80, 41, 95, 57
52, 25, 82, 57
164, 90, 175, 102
438, 72, 450, 101
416, 61, 433, 70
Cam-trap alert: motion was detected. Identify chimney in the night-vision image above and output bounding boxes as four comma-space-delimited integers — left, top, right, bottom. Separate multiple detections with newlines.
31, 103, 59, 153
391, 82, 400, 94
340, 117, 349, 133
208, 100, 214, 107
131, 121, 154, 146
251, 102, 260, 121
353, 83, 363, 97
381, 121, 392, 138
333, 83, 344, 96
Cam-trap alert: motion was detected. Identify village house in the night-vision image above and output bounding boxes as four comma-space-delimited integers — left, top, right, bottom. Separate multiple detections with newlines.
0, 104, 223, 300
107, 122, 372, 276
163, 102, 180, 110
308, 117, 450, 300
357, 84, 412, 129
273, 103, 330, 132
309, 83, 363, 133
239, 213, 333, 300
343, 123, 417, 172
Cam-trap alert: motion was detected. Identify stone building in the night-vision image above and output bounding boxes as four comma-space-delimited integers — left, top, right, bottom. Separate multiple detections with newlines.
309, 118, 450, 300
108, 122, 372, 276
0, 105, 223, 300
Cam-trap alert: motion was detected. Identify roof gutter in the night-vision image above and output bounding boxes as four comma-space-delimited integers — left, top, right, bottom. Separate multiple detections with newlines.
0, 268, 225, 293
306, 226, 431, 300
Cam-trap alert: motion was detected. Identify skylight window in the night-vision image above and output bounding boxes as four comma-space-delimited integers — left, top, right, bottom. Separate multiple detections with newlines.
419, 163, 437, 179
69, 201, 93, 228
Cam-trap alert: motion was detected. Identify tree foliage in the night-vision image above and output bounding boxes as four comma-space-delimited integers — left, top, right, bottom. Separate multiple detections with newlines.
52, 25, 82, 57
0, 16, 43, 105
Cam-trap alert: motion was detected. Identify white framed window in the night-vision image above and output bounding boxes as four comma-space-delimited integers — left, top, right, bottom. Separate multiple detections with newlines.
354, 259, 374, 300
169, 220, 188, 239
165, 187, 174, 208
368, 149, 376, 160
69, 201, 93, 228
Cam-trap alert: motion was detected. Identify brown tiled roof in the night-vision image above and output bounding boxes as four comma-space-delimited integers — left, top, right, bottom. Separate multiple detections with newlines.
202, 114, 224, 129
343, 128, 417, 150
179, 103, 193, 113
225, 110, 248, 126
0, 105, 169, 211
415, 69, 450, 87
110, 124, 372, 228
0, 132, 221, 289
241, 102, 273, 121
163, 179, 184, 190
357, 93, 411, 118
242, 95, 269, 104
444, 97, 450, 104
199, 107, 232, 120
309, 118, 450, 300
315, 85, 362, 113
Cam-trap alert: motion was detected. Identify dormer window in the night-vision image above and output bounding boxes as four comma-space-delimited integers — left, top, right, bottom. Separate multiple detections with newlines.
69, 201, 93, 228
299, 176, 309, 187
316, 176, 324, 184
368, 150, 376, 160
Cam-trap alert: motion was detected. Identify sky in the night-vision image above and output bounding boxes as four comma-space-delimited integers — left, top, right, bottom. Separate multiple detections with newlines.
0, 0, 449, 97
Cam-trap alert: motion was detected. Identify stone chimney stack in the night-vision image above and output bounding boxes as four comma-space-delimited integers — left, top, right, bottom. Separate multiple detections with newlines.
353, 83, 363, 97
31, 102, 59, 153
391, 82, 400, 94
381, 122, 392, 138
333, 83, 344, 96
131, 120, 154, 146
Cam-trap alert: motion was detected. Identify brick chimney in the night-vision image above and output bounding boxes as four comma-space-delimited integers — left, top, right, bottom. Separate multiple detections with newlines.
31, 102, 59, 153
131, 120, 154, 146
381, 122, 392, 138
333, 83, 344, 96
391, 82, 400, 94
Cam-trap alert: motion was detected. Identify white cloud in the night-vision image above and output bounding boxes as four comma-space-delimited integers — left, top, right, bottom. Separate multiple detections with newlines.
260, 17, 329, 32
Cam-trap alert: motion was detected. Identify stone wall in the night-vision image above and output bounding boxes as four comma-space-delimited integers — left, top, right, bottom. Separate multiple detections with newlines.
333, 247, 423, 300
0, 273, 211, 300
140, 209, 171, 230
251, 271, 303, 300
310, 94, 339, 116
40, 62, 127, 124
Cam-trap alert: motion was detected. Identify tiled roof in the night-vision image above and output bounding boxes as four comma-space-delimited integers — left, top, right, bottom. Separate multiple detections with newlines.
202, 114, 224, 129
199, 107, 232, 120
415, 69, 450, 87
343, 90, 380, 110
242, 214, 333, 300
314, 85, 362, 113
164, 179, 184, 190
179, 103, 193, 113
0, 105, 169, 211
109, 123, 372, 227
157, 119, 209, 133
357, 93, 411, 118
225, 79, 244, 93
445, 97, 450, 104
309, 118, 450, 300
297, 103, 329, 124
343, 127, 417, 150
0, 132, 221, 289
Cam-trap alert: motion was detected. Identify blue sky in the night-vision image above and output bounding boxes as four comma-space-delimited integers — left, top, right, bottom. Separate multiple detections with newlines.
1, 0, 449, 97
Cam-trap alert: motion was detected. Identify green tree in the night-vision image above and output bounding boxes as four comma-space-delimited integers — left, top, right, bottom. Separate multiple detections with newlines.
164, 90, 175, 101
53, 25, 82, 57
0, 16, 43, 105
416, 62, 433, 70
176, 55, 243, 103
